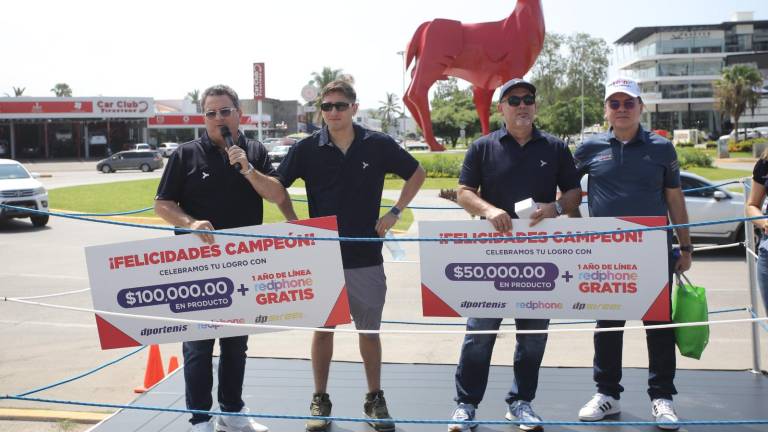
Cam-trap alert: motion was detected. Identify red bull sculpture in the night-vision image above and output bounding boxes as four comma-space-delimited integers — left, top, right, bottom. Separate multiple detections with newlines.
404, 0, 545, 151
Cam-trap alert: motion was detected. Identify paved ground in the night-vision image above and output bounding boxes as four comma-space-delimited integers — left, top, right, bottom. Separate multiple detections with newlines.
1, 160, 766, 431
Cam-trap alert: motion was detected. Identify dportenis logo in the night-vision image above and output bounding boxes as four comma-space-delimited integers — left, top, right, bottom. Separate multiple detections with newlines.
140, 324, 188, 336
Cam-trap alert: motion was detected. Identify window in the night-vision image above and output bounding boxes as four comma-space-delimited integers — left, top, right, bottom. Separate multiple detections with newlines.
681, 176, 714, 198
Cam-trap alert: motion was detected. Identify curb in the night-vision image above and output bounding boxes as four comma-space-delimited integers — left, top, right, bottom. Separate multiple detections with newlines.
0, 408, 110, 424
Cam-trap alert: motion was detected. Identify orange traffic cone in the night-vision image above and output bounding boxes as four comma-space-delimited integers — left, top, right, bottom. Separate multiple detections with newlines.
167, 355, 180, 374
134, 344, 165, 393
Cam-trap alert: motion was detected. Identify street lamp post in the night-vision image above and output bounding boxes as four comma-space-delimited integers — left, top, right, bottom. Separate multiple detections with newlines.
397, 50, 406, 140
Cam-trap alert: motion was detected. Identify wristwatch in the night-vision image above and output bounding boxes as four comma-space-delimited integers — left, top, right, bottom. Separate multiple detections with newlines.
240, 163, 255, 176
679, 245, 693, 253
554, 200, 563, 216
389, 206, 402, 220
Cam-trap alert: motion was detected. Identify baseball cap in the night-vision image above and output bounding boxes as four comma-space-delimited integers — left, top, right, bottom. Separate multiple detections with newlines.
499, 78, 536, 101
605, 77, 641, 100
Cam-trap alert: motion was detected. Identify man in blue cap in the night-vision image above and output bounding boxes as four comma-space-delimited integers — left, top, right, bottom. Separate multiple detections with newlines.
447, 78, 582, 431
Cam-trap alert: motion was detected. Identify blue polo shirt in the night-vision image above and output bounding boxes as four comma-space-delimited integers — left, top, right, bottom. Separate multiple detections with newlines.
155, 131, 274, 230
574, 126, 680, 217
459, 126, 580, 217
277, 124, 419, 269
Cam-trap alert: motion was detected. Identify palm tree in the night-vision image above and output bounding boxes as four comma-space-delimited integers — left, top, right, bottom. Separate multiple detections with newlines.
12, 86, 25, 96
378, 92, 403, 134
309, 67, 355, 124
51, 83, 73, 97
714, 64, 763, 141
186, 89, 201, 113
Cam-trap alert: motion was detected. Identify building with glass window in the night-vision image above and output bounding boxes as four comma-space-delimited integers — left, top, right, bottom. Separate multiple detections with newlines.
611, 11, 768, 136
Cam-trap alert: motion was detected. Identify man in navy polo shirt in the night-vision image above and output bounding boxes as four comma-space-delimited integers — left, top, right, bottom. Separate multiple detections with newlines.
277, 80, 426, 432
574, 77, 692, 431
155, 84, 295, 432
448, 78, 582, 432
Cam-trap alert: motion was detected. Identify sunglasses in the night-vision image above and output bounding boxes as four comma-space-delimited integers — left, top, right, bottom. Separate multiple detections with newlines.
607, 99, 638, 110
204, 107, 237, 119
320, 101, 352, 112
503, 94, 536, 107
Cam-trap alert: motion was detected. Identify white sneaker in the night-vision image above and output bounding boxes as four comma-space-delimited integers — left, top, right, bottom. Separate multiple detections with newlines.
190, 420, 214, 432
651, 398, 680, 431
505, 400, 543, 431
215, 407, 269, 432
447, 403, 477, 431
578, 393, 621, 421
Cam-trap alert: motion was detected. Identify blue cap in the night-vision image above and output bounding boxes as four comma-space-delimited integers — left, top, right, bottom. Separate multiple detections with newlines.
499, 78, 536, 101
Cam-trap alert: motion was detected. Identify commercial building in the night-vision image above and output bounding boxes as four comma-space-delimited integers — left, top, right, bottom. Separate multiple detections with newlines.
612, 11, 768, 136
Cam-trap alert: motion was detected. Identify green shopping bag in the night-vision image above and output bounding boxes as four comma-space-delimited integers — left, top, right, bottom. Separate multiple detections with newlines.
671, 273, 709, 359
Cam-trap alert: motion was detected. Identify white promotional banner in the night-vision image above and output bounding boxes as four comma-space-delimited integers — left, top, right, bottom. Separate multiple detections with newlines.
86, 217, 350, 349
419, 217, 671, 320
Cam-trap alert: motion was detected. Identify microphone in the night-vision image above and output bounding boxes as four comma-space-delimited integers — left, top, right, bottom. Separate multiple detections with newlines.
219, 126, 242, 171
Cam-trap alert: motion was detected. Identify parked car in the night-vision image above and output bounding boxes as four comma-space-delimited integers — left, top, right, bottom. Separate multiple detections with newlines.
268, 145, 292, 165
579, 171, 745, 245
129, 143, 153, 151
96, 150, 163, 173
157, 142, 179, 157
0, 159, 49, 227
404, 141, 430, 151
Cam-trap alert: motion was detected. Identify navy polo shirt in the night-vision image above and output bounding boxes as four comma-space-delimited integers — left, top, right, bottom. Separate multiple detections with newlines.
459, 126, 580, 217
277, 124, 419, 269
574, 126, 680, 218
155, 131, 275, 230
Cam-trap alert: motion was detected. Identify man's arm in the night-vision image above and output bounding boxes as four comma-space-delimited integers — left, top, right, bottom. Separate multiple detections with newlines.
665, 187, 692, 272
154, 200, 215, 244
457, 185, 512, 233
530, 187, 582, 226
375, 166, 426, 236
228, 145, 288, 203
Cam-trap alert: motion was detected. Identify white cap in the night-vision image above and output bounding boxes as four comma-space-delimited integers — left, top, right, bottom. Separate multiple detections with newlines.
605, 77, 641, 100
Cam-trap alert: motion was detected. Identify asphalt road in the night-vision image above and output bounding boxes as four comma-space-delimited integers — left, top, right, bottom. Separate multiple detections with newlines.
1, 161, 766, 423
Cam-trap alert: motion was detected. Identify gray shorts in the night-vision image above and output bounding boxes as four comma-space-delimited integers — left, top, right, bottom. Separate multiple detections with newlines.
344, 264, 387, 334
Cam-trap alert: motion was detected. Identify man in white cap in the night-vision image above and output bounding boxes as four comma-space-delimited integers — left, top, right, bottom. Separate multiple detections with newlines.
573, 77, 692, 430
447, 78, 582, 432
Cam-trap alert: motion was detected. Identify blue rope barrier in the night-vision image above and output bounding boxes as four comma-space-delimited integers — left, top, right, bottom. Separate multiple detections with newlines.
3, 203, 766, 243
3, 395, 767, 427
380, 307, 749, 327
747, 307, 768, 332
52, 179, 744, 215
16, 346, 146, 397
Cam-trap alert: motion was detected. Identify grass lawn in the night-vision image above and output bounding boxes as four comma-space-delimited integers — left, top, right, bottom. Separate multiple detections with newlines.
686, 166, 751, 180
48, 179, 414, 231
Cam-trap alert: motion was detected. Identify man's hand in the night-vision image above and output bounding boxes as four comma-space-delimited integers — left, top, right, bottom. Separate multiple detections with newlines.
189, 219, 215, 244
485, 207, 512, 233
675, 252, 692, 273
227, 146, 249, 171
375, 212, 398, 237
529, 202, 558, 227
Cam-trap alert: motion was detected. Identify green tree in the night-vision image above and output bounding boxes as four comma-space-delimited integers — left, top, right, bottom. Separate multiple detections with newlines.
51, 83, 72, 97
430, 78, 480, 147
186, 89, 200, 112
715, 64, 763, 141
378, 92, 402, 135
530, 33, 567, 108
536, 96, 603, 139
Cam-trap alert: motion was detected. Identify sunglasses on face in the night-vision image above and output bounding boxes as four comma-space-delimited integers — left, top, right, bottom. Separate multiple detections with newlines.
320, 101, 352, 112
503, 94, 536, 107
204, 107, 237, 119
607, 99, 638, 110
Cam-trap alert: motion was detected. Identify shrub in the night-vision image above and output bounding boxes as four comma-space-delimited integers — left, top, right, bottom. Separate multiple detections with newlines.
676, 148, 713, 169
728, 137, 768, 153
413, 153, 464, 178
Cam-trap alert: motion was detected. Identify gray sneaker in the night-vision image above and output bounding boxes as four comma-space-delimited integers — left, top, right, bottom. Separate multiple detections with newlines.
448, 403, 477, 431
363, 390, 395, 432
505, 400, 543, 431
306, 393, 332, 432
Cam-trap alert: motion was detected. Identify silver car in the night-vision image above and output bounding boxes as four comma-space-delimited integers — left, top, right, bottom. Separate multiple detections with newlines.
96, 150, 164, 173
579, 171, 746, 245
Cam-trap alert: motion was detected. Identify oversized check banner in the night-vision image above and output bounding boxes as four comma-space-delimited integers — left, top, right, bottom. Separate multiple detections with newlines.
420, 217, 671, 320
86, 216, 350, 349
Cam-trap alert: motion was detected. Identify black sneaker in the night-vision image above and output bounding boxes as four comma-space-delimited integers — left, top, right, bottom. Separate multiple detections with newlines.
363, 390, 395, 432
306, 393, 332, 431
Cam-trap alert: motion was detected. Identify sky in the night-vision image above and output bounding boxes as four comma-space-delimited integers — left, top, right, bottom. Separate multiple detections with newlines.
1, 0, 766, 109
